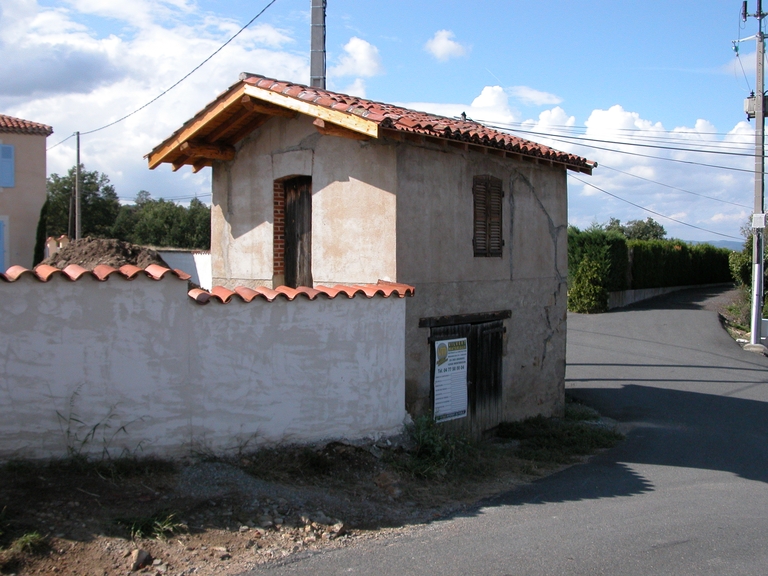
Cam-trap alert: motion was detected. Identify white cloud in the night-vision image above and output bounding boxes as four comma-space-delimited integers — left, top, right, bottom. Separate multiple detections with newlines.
403, 85, 517, 125
508, 86, 562, 106
329, 36, 383, 78
341, 78, 367, 98
1, 0, 308, 203
424, 29, 467, 61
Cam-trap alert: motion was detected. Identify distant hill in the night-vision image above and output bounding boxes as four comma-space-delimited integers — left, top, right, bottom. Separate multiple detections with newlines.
685, 240, 744, 251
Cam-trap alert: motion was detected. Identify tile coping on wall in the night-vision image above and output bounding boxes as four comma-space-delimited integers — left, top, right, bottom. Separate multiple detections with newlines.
1, 264, 415, 303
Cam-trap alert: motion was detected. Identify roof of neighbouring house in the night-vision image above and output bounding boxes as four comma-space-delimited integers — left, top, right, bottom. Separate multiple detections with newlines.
0, 114, 53, 136
147, 74, 595, 175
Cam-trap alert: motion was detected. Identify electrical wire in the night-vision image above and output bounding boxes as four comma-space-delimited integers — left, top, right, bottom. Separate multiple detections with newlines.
601, 164, 752, 209
569, 174, 743, 240
510, 129, 757, 174
480, 120, 756, 159
79, 0, 279, 136
46, 132, 76, 152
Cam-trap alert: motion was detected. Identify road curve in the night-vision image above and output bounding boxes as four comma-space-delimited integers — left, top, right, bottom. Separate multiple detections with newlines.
244, 286, 768, 576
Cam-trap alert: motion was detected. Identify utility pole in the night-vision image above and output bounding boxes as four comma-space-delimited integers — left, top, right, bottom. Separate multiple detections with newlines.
744, 1, 768, 353
309, 0, 326, 88
75, 131, 81, 241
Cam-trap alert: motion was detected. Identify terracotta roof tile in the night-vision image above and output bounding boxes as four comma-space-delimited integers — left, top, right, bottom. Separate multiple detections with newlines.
0, 114, 53, 136
235, 75, 592, 171
0, 264, 190, 283
188, 281, 415, 304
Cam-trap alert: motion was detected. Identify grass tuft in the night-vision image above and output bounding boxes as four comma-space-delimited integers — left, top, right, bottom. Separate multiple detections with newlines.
497, 415, 623, 464
390, 416, 476, 480
115, 511, 186, 540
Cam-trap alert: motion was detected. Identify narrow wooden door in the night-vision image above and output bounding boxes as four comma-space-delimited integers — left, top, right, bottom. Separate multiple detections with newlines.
284, 176, 312, 288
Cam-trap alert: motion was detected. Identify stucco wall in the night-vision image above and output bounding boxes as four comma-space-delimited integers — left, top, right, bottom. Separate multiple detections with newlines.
394, 142, 568, 425
0, 274, 406, 460
0, 132, 48, 269
211, 116, 397, 289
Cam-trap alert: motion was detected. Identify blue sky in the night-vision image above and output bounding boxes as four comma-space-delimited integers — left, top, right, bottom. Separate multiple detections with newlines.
1, 0, 762, 241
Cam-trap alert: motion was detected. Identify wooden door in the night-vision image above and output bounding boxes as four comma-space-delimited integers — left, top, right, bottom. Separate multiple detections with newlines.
284, 176, 313, 288
429, 319, 504, 436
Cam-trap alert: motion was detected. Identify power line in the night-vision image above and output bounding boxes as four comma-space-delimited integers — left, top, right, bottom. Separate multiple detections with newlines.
47, 132, 76, 152
80, 0, 279, 136
480, 120, 756, 159
523, 130, 756, 174
569, 174, 743, 240
601, 164, 752, 209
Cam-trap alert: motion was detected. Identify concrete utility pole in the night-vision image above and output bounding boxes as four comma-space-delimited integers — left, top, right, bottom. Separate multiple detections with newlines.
310, 0, 326, 88
744, 1, 768, 353
75, 131, 81, 241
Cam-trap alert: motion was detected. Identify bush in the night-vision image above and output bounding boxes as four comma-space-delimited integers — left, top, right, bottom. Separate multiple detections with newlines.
729, 250, 752, 288
568, 227, 627, 292
567, 256, 609, 313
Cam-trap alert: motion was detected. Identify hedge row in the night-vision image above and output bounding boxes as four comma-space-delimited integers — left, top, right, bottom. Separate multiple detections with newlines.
567, 228, 732, 313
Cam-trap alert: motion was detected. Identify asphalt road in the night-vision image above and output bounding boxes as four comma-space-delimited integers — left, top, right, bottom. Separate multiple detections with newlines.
245, 286, 768, 576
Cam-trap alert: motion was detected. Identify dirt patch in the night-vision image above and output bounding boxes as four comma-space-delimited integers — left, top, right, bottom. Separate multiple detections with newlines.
41, 237, 168, 270
0, 411, 618, 575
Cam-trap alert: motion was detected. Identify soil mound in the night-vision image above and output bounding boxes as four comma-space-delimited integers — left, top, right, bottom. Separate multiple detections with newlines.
41, 237, 168, 270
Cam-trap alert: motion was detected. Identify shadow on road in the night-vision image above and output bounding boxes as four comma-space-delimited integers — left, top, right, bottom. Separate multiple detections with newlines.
482, 383, 768, 510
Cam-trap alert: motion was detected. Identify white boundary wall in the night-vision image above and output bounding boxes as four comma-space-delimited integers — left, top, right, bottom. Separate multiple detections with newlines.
0, 274, 406, 459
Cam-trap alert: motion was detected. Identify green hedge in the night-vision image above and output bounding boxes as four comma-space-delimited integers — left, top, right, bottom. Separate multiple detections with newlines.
567, 228, 732, 312
628, 240, 731, 289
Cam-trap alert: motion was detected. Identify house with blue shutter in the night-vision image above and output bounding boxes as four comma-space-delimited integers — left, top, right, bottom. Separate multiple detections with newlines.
0, 114, 53, 270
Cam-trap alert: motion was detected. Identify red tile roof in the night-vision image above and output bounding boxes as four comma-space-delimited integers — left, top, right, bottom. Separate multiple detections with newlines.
148, 74, 595, 174
243, 75, 595, 172
0, 114, 53, 136
1, 265, 414, 303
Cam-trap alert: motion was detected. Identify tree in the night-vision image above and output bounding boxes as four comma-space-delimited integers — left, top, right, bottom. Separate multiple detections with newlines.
45, 165, 120, 238
603, 217, 666, 241
111, 191, 210, 250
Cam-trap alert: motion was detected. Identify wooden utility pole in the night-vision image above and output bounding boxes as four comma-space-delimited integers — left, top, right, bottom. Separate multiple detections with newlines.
75, 131, 81, 240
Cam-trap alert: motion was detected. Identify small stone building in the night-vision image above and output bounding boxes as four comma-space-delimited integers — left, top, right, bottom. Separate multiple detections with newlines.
148, 74, 595, 435
0, 114, 53, 270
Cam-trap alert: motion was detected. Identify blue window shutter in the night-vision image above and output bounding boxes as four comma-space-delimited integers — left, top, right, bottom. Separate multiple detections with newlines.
0, 145, 14, 188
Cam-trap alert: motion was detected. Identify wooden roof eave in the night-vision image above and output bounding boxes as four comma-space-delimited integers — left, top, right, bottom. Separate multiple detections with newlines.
147, 83, 382, 170
242, 84, 379, 139
147, 84, 248, 169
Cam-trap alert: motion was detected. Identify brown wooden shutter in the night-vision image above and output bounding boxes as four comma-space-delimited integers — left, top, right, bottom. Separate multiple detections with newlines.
284, 176, 313, 287
473, 175, 503, 257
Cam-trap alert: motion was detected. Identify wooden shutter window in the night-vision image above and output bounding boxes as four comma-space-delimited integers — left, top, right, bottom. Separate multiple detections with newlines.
473, 175, 503, 257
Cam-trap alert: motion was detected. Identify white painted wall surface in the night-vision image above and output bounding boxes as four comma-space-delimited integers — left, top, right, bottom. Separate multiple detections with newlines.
158, 250, 212, 290
0, 274, 406, 460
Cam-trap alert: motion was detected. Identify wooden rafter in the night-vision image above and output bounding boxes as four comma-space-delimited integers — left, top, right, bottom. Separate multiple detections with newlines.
192, 159, 212, 173
243, 84, 379, 138
241, 95, 297, 118
180, 141, 235, 161
225, 114, 272, 145
312, 118, 370, 141
204, 106, 254, 143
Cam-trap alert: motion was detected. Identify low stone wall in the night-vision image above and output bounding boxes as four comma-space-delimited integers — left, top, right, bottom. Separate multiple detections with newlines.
0, 271, 407, 460
608, 283, 730, 310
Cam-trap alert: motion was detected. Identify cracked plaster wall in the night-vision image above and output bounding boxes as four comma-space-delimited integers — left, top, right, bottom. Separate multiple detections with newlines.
395, 143, 568, 426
